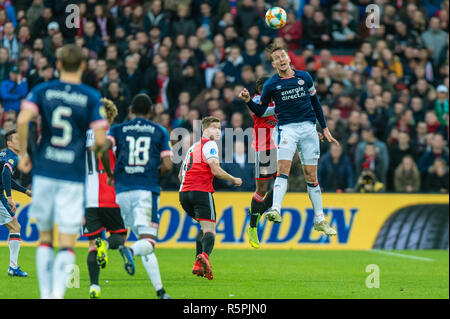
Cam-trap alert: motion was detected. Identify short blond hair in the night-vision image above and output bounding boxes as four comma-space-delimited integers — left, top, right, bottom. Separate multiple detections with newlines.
101, 98, 118, 124
201, 116, 220, 130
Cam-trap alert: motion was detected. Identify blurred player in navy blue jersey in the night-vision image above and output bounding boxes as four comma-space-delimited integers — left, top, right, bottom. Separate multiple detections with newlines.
17, 44, 108, 299
101, 93, 173, 299
239, 43, 338, 236
0, 130, 31, 277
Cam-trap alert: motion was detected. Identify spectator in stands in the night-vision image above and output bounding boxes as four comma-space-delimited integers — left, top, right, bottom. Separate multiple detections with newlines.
278, 10, 302, 51
304, 10, 331, 49
421, 17, 449, 67
425, 109, 442, 133
0, 47, 12, 81
424, 157, 449, 193
143, 0, 168, 37
242, 38, 261, 68
388, 131, 417, 190
318, 143, 354, 192
0, 65, 27, 113
434, 84, 449, 126
355, 127, 389, 184
418, 133, 449, 177
394, 155, 421, 193
83, 20, 104, 57
171, 3, 196, 38
1, 22, 19, 62
354, 165, 385, 193
26, 0, 44, 28
235, 0, 259, 38
222, 45, 244, 84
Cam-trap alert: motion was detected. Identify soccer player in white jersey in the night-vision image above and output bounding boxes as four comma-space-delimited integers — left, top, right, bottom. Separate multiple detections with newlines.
17, 44, 108, 299
239, 43, 338, 236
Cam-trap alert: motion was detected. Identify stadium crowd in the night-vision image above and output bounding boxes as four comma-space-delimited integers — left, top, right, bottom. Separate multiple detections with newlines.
0, 0, 448, 194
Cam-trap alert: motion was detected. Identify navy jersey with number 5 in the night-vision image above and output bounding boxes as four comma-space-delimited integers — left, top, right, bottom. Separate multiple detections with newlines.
257, 70, 325, 127
22, 80, 108, 182
107, 117, 172, 195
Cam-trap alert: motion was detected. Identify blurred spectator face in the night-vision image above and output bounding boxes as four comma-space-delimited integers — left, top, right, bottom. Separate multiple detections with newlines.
128, 39, 139, 53
157, 61, 169, 76
433, 159, 447, 177
398, 131, 410, 146
213, 34, 225, 48
212, 109, 226, 123
410, 97, 423, 112
200, 3, 211, 16
179, 91, 190, 105
245, 39, 257, 53
205, 52, 216, 65
183, 65, 195, 77
401, 156, 414, 172
313, 11, 325, 24
154, 103, 165, 116
331, 82, 343, 96
108, 81, 120, 98
243, 0, 254, 7
348, 111, 360, 126
106, 46, 118, 60
241, 67, 254, 83
432, 134, 445, 152
416, 121, 427, 136
19, 59, 29, 73
188, 35, 199, 49
425, 111, 439, 126
115, 27, 125, 39
2, 120, 15, 134
361, 42, 372, 57
398, 90, 410, 105
210, 88, 220, 100
394, 102, 405, 116
207, 99, 220, 113
94, 4, 104, 17
303, 5, 315, 19
196, 27, 208, 40
223, 87, 234, 102
248, 25, 260, 39
152, 54, 163, 67
108, 68, 119, 82
255, 65, 265, 79
382, 91, 392, 105
151, 0, 162, 15
0, 48, 9, 63
406, 4, 417, 19
96, 60, 107, 77
365, 144, 376, 157
371, 66, 382, 81
175, 34, 187, 49
213, 71, 226, 88
234, 85, 244, 97
231, 112, 243, 129
188, 109, 200, 123
149, 27, 161, 41
361, 128, 374, 142
158, 45, 169, 59
136, 32, 148, 46
87, 59, 97, 72
33, 38, 44, 50
416, 79, 428, 94
365, 98, 376, 113
179, 48, 191, 62
162, 36, 172, 48
330, 143, 343, 161
426, 133, 435, 147
429, 17, 440, 31
42, 7, 52, 19
395, 21, 407, 35
52, 32, 64, 47
84, 21, 96, 37
330, 109, 341, 122
42, 65, 54, 80
224, 26, 238, 41
125, 55, 137, 72
177, 104, 189, 118
177, 4, 189, 19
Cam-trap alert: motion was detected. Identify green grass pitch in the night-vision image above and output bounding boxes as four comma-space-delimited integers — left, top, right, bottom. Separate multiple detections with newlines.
0, 247, 448, 299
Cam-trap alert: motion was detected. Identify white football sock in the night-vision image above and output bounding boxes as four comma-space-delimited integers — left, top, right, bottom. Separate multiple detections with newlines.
141, 253, 163, 292
131, 239, 154, 256
8, 233, 21, 268
307, 183, 325, 223
52, 249, 75, 299
272, 174, 288, 212
36, 244, 54, 299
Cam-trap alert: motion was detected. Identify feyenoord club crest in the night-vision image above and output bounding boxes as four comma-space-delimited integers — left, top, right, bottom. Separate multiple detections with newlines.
298, 79, 304, 85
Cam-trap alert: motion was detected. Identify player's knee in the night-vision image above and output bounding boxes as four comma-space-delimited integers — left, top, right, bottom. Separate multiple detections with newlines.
107, 233, 124, 249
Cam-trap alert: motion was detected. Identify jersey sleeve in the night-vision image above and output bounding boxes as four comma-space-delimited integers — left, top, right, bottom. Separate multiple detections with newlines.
89, 91, 109, 130
160, 127, 173, 158
303, 71, 317, 96
106, 124, 118, 147
202, 141, 219, 161
3, 155, 17, 173
22, 87, 41, 116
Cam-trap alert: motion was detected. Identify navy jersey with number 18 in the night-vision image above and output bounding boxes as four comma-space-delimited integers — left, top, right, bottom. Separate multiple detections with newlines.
22, 80, 108, 182
107, 117, 173, 195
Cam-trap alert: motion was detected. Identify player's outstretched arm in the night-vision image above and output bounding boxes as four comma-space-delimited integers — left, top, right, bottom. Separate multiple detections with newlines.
207, 158, 242, 187
16, 108, 35, 173
160, 156, 173, 175
238, 88, 269, 117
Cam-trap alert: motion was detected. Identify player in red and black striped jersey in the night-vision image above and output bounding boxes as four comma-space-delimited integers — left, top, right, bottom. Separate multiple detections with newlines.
247, 76, 278, 249
82, 98, 128, 299
179, 116, 242, 280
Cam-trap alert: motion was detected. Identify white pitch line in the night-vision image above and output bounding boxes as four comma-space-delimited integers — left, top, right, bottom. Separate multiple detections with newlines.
369, 250, 435, 262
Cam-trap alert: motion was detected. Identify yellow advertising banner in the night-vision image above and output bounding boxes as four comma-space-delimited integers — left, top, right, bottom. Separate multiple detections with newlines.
1, 191, 448, 250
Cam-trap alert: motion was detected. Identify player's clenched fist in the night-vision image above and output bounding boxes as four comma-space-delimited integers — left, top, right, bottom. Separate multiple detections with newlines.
238, 88, 250, 103
233, 177, 243, 187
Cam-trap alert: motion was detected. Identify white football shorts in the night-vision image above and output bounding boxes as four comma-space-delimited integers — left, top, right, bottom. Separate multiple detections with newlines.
116, 190, 160, 237
277, 121, 320, 165
0, 199, 13, 226
29, 175, 84, 235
